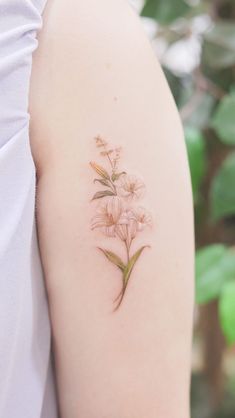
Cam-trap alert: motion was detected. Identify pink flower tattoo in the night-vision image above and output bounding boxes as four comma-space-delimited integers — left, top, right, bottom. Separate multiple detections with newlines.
90, 135, 153, 311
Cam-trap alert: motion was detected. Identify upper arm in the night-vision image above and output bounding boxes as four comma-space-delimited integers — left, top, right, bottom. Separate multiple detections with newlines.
29, 1, 194, 417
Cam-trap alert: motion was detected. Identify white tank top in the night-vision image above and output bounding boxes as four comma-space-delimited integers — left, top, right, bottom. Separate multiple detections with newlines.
0, 0, 58, 416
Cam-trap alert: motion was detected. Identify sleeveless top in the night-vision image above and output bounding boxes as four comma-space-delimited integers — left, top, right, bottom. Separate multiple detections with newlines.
0, 0, 58, 416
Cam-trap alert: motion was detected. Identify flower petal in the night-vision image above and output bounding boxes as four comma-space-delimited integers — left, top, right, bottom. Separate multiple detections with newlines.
107, 196, 123, 222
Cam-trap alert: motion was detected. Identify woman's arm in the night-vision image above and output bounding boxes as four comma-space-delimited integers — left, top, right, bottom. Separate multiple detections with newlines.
29, 0, 194, 417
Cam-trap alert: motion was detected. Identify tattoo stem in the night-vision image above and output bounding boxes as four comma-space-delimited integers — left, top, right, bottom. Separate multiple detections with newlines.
106, 152, 114, 171
124, 239, 130, 263
113, 238, 131, 310
113, 288, 125, 311
102, 142, 114, 171
108, 179, 117, 195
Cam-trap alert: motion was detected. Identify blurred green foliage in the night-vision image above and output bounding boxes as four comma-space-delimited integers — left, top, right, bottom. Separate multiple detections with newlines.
185, 127, 206, 201
219, 281, 235, 345
141, 0, 190, 24
140, 0, 235, 347
202, 22, 235, 70
196, 244, 235, 304
211, 152, 235, 221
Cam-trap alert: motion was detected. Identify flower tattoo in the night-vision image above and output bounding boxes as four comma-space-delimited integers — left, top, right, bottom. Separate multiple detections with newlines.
90, 135, 152, 311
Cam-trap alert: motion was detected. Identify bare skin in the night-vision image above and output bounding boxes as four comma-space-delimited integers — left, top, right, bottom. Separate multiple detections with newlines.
29, 0, 195, 417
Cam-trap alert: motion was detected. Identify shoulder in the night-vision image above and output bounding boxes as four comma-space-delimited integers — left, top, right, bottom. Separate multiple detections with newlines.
29, 0, 182, 172
40, 0, 148, 49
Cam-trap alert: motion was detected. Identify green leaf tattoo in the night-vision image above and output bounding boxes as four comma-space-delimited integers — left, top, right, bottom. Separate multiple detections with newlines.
98, 248, 126, 271
123, 246, 149, 286
91, 190, 115, 200
94, 178, 112, 188
90, 135, 153, 311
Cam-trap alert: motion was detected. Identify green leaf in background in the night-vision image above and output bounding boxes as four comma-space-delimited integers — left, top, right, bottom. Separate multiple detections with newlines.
210, 152, 235, 221
212, 94, 235, 145
196, 244, 235, 304
185, 127, 206, 201
140, 0, 190, 24
219, 281, 235, 345
202, 22, 235, 70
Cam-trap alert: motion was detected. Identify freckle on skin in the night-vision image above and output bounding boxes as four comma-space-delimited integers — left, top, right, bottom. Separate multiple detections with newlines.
113, 96, 118, 102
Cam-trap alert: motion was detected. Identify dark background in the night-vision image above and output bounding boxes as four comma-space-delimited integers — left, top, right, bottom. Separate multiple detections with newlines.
132, 0, 235, 416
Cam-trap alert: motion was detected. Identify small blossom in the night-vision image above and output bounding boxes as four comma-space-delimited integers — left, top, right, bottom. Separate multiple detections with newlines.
117, 174, 145, 200
100, 149, 114, 158
131, 207, 153, 231
116, 209, 138, 244
90, 161, 110, 179
94, 135, 108, 148
116, 207, 152, 244
91, 196, 124, 237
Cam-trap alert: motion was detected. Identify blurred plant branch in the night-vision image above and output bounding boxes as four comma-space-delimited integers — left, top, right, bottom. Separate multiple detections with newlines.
140, 0, 235, 415
180, 68, 226, 121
